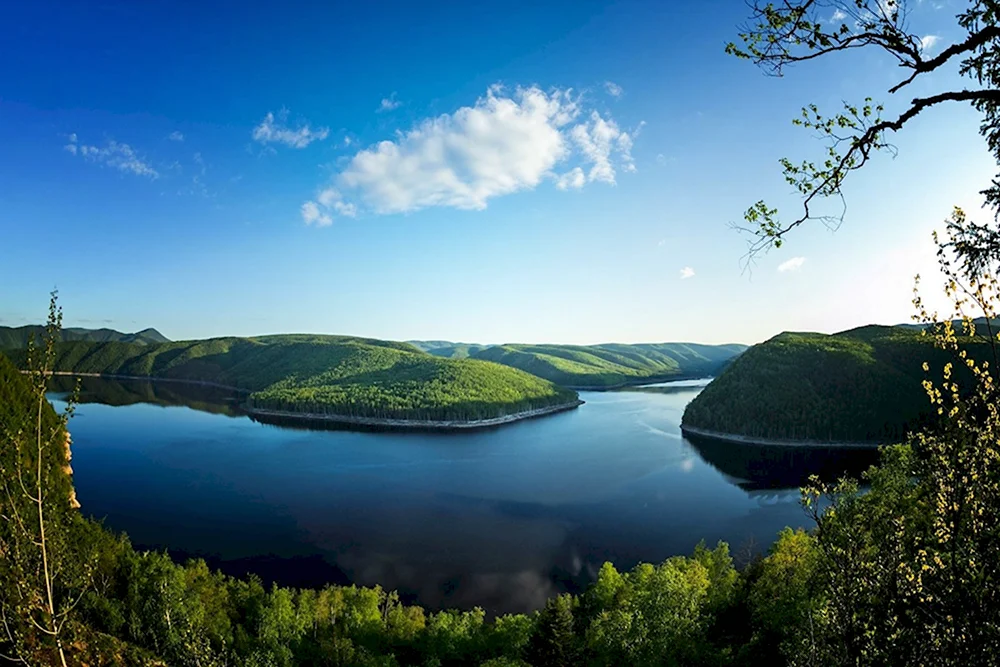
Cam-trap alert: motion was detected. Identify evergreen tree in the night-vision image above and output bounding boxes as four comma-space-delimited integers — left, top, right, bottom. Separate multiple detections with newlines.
526, 594, 579, 667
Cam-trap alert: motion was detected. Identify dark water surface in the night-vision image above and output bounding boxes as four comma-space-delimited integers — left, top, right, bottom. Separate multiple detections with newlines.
50, 378, 877, 615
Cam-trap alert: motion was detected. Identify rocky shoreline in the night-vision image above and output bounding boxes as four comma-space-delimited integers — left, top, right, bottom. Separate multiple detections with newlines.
680, 424, 882, 449
246, 400, 585, 431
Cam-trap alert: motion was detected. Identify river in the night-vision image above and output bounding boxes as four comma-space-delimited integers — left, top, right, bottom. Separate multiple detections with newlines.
48, 377, 877, 615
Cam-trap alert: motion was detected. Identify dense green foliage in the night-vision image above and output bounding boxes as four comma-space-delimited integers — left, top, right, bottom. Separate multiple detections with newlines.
472, 342, 747, 388
0, 324, 168, 348
682, 325, 997, 442
407, 341, 491, 359
3, 335, 578, 423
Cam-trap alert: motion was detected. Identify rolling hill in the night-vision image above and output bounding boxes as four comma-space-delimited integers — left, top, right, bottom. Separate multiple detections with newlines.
681, 325, 996, 444
471, 342, 748, 388
3, 335, 578, 423
408, 340, 491, 359
0, 325, 168, 348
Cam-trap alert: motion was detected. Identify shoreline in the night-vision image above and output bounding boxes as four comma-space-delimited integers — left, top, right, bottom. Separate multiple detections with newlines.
246, 400, 585, 431
565, 375, 712, 391
680, 424, 883, 449
37, 371, 249, 393
34, 370, 584, 431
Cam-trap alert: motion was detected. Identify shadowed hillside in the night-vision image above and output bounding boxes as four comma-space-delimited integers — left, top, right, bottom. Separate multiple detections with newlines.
682, 325, 998, 443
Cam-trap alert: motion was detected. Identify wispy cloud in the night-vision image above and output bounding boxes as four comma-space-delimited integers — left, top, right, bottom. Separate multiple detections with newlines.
311, 85, 637, 220
830, 8, 847, 21
777, 256, 806, 272
604, 81, 623, 98
168, 131, 184, 142
64, 134, 159, 178
252, 110, 329, 149
919, 34, 941, 52
555, 167, 586, 190
377, 93, 402, 112
300, 187, 357, 227
680, 266, 695, 279
301, 201, 333, 227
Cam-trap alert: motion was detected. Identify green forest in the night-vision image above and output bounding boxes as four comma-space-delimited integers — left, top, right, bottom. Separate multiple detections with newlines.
5, 307, 1000, 665
682, 325, 999, 443
0, 350, 797, 666
470, 342, 747, 388
1, 335, 578, 423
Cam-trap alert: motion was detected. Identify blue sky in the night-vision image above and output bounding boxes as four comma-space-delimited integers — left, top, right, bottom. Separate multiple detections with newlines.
0, 0, 990, 345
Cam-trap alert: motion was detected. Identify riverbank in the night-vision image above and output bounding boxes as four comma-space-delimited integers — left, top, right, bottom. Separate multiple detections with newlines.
246, 399, 585, 431
36, 371, 584, 431
680, 424, 883, 449
36, 371, 249, 393
565, 375, 711, 391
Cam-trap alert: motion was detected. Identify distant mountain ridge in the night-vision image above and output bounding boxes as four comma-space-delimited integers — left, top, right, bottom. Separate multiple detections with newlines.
0, 325, 169, 348
407, 341, 491, 359
472, 342, 748, 388
412, 339, 749, 388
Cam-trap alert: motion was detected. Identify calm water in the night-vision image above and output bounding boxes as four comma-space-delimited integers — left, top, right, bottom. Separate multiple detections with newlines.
49, 378, 877, 614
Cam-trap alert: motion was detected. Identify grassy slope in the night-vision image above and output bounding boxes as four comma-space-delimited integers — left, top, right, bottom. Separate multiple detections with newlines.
0, 325, 169, 348
473, 342, 748, 387
682, 325, 995, 443
5, 336, 577, 421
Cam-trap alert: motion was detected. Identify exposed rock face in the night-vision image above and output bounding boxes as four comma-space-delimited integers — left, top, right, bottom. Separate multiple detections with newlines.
63, 430, 80, 509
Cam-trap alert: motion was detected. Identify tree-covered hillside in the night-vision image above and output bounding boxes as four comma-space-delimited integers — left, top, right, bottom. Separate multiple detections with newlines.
682, 325, 997, 443
4, 335, 578, 423
473, 342, 747, 388
0, 324, 169, 348
408, 340, 491, 359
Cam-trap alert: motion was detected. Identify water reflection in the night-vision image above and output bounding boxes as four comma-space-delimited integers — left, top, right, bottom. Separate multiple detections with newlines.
49, 375, 245, 417
49, 376, 879, 614
685, 433, 880, 492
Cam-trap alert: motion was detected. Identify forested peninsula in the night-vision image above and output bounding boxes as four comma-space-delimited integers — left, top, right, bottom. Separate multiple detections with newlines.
682, 324, 997, 444
1, 335, 580, 427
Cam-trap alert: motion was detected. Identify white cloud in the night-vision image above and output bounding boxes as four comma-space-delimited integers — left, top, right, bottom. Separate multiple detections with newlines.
252, 110, 329, 148
680, 266, 695, 279
168, 131, 184, 142
831, 8, 847, 21
301, 187, 357, 226
570, 111, 635, 183
65, 134, 158, 178
920, 34, 941, 52
656, 153, 667, 165
329, 84, 637, 216
555, 167, 586, 190
378, 93, 402, 112
604, 81, 623, 98
301, 201, 333, 227
777, 256, 806, 272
